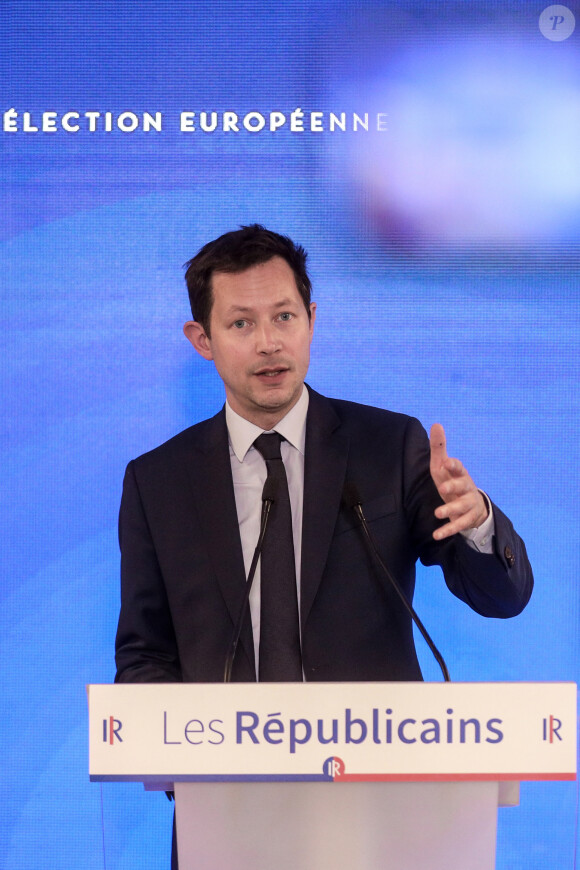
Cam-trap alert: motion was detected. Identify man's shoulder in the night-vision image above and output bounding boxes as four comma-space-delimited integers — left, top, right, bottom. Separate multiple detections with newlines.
309, 388, 423, 437
128, 408, 226, 471
328, 395, 414, 425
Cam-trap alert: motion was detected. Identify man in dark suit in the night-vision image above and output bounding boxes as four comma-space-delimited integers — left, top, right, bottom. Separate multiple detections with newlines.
115, 225, 533, 686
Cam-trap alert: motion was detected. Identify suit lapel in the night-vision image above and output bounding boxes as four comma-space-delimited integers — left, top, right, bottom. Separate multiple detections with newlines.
301, 389, 350, 627
183, 409, 255, 676
179, 392, 349, 672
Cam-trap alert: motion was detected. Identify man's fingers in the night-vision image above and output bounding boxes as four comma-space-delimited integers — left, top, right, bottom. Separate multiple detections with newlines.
429, 423, 447, 471
433, 517, 474, 541
433, 488, 489, 540
433, 505, 481, 540
436, 468, 469, 499
429, 424, 487, 539
430, 423, 485, 539
434, 492, 475, 521
440, 457, 464, 478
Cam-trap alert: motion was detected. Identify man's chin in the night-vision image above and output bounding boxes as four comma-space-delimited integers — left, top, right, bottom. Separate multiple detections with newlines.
250, 384, 301, 414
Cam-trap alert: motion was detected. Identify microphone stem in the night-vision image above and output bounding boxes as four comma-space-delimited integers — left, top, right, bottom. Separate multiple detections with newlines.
353, 504, 451, 683
223, 498, 273, 683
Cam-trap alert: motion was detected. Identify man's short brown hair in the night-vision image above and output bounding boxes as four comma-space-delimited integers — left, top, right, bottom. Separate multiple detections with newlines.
184, 224, 312, 335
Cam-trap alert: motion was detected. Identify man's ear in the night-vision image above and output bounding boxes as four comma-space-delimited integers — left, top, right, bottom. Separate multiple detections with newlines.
183, 320, 213, 360
308, 302, 317, 340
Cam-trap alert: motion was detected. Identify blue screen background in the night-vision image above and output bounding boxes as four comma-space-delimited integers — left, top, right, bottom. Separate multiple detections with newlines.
1, 2, 578, 867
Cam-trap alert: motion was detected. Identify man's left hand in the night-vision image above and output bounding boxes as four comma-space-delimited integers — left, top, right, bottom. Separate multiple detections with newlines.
429, 423, 489, 541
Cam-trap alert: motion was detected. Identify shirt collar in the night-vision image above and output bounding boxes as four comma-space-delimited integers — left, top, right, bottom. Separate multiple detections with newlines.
226, 385, 309, 462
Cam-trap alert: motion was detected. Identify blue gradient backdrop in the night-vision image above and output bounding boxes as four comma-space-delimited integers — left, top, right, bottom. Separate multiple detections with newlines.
1, 2, 579, 867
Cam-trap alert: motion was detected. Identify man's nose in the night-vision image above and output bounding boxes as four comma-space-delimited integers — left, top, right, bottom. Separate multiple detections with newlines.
255, 323, 280, 353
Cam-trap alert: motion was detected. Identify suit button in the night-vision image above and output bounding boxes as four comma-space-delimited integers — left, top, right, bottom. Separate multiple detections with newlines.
504, 545, 515, 568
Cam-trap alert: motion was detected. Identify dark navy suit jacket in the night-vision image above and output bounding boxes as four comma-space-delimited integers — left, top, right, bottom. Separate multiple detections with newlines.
115, 387, 533, 683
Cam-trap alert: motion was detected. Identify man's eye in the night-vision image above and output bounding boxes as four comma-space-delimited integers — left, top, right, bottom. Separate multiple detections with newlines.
278, 312, 293, 321
233, 320, 247, 329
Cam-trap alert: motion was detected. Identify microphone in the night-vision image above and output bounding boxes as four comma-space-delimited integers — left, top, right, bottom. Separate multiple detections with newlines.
343, 482, 450, 682
223, 476, 278, 682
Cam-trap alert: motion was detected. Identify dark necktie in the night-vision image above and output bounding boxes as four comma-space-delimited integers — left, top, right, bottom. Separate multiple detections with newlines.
253, 432, 302, 681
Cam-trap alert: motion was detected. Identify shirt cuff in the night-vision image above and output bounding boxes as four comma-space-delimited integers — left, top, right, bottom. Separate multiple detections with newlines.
460, 491, 495, 554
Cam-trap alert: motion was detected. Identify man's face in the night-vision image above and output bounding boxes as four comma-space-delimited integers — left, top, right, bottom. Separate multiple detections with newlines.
184, 256, 316, 429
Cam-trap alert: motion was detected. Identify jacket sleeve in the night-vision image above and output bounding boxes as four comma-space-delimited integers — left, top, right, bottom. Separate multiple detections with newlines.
403, 417, 534, 618
114, 460, 182, 683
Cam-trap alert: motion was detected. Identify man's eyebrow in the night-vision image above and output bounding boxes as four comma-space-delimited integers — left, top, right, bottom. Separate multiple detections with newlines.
225, 298, 296, 315
226, 305, 254, 315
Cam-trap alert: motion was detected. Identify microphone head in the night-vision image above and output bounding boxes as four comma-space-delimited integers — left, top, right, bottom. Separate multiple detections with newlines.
262, 476, 278, 503
342, 481, 362, 508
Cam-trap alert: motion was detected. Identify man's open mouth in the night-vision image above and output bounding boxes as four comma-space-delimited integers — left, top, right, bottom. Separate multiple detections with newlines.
254, 367, 288, 378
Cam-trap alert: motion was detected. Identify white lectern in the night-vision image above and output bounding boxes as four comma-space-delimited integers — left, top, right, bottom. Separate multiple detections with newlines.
88, 682, 576, 870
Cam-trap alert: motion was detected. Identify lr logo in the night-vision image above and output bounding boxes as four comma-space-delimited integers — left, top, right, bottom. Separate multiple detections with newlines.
103, 716, 123, 744
542, 715, 562, 743
323, 756, 345, 778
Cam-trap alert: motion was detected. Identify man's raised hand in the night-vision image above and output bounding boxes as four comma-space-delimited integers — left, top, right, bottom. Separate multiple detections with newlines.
429, 423, 488, 541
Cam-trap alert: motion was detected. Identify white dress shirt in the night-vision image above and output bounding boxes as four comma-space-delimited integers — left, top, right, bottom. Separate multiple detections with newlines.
225, 386, 494, 674
226, 386, 309, 671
